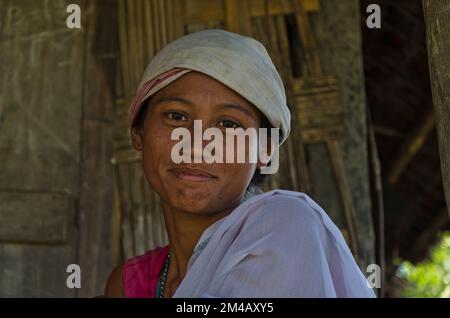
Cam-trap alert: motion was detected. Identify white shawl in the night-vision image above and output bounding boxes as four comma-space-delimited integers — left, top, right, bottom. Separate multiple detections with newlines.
172, 189, 376, 298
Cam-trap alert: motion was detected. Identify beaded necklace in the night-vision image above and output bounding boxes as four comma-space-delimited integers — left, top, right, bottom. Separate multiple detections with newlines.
157, 237, 211, 298
157, 252, 170, 298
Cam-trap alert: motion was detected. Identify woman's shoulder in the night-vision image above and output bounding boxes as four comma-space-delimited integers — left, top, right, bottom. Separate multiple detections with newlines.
125, 245, 169, 268
104, 245, 169, 298
237, 189, 346, 248
104, 264, 124, 297
245, 189, 329, 228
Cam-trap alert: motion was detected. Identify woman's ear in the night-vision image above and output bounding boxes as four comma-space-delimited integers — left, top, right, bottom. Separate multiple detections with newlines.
131, 127, 144, 151
256, 134, 272, 170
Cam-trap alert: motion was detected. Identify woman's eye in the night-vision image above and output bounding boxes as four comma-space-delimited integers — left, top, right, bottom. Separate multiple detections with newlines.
167, 112, 187, 121
219, 120, 241, 129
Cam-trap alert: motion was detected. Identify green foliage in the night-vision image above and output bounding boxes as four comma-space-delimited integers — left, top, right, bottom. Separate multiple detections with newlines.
397, 232, 450, 298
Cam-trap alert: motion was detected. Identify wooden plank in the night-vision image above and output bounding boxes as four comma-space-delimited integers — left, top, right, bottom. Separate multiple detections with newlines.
0, 191, 73, 243
306, 143, 346, 228
0, 0, 85, 298
327, 140, 360, 261
0, 5, 83, 193
368, 113, 385, 297
0, 243, 76, 297
184, 0, 320, 25
76, 121, 114, 297
68, 0, 117, 297
422, 0, 450, 216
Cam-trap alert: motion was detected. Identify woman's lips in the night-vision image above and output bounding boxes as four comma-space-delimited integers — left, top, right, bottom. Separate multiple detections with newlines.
169, 167, 217, 182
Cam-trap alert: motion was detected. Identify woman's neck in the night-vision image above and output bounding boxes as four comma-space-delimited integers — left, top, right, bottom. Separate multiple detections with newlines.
160, 199, 242, 295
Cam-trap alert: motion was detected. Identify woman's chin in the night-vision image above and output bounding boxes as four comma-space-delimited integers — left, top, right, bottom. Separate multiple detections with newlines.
168, 186, 219, 213
172, 199, 218, 215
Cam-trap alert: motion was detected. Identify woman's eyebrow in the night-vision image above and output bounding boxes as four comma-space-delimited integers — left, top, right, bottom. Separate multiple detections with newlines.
218, 103, 254, 119
153, 96, 254, 119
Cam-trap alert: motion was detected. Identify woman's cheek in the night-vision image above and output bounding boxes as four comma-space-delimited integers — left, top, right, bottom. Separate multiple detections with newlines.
145, 123, 173, 146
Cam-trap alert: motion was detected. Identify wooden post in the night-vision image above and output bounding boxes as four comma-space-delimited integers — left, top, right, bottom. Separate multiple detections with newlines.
422, 0, 450, 216
368, 111, 385, 297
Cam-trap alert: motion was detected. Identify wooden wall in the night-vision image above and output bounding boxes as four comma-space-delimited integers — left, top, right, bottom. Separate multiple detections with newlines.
0, 0, 117, 297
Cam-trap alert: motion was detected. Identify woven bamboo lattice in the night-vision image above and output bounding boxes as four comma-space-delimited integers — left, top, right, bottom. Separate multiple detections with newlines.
113, 0, 359, 263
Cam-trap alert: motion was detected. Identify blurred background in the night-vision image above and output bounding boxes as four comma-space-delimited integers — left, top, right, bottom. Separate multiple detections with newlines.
0, 0, 449, 297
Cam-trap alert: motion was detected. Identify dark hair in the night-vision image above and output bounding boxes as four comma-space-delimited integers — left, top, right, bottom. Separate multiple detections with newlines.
133, 99, 272, 186
133, 98, 152, 131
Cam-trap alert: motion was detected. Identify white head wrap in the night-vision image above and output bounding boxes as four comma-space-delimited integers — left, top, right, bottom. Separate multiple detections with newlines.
129, 29, 291, 144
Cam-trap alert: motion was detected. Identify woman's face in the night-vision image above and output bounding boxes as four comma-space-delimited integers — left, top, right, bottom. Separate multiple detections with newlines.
131, 71, 263, 215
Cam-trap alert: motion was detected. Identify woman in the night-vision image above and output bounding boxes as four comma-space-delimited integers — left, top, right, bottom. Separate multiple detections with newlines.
104, 29, 375, 298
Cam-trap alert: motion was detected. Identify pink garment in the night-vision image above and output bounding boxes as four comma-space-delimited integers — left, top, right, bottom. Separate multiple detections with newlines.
123, 245, 170, 298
